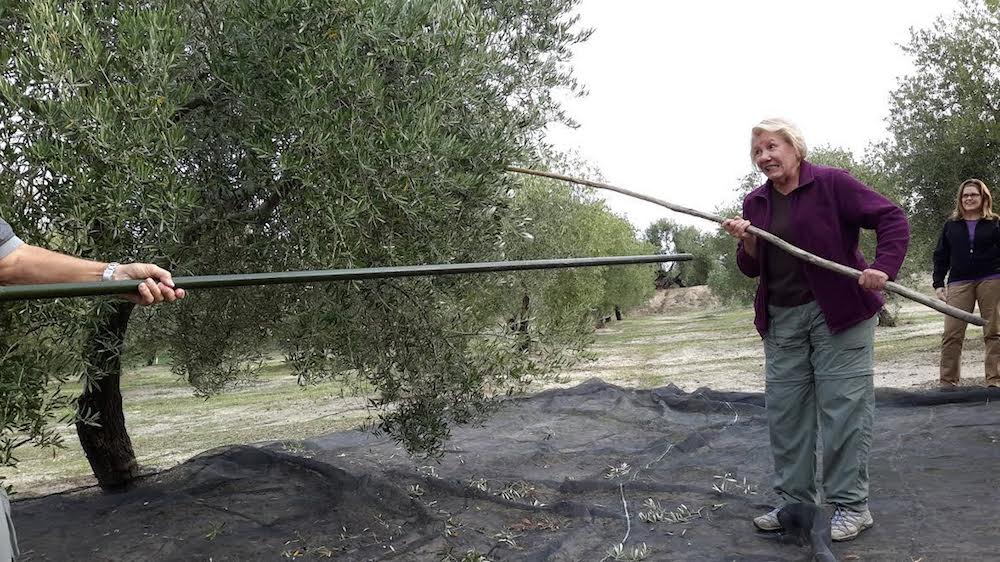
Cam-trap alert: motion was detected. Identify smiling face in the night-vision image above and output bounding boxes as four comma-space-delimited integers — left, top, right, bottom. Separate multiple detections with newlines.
961, 183, 984, 218
752, 131, 802, 189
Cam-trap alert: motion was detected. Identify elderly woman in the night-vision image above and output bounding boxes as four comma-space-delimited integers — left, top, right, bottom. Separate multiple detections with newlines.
722, 118, 909, 542
932, 179, 1000, 388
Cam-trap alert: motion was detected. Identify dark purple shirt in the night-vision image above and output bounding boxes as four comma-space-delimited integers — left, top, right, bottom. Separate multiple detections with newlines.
966, 220, 978, 241
736, 160, 909, 336
763, 187, 813, 306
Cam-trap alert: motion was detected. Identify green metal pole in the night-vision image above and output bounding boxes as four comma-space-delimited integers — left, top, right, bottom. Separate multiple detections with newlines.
0, 254, 691, 302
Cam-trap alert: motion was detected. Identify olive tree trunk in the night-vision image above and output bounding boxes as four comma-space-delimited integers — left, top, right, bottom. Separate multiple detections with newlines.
76, 301, 139, 491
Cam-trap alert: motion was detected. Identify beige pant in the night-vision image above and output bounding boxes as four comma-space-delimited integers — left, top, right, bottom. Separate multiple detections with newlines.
941, 279, 1000, 385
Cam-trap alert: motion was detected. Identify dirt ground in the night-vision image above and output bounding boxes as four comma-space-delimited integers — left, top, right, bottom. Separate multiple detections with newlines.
553, 286, 990, 394
640, 285, 720, 313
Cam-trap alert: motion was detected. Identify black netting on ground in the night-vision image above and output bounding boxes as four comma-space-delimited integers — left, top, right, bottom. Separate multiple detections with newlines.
14, 380, 1000, 561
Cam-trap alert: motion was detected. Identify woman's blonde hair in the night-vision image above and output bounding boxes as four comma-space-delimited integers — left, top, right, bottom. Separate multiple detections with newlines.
750, 117, 808, 168
950, 178, 997, 220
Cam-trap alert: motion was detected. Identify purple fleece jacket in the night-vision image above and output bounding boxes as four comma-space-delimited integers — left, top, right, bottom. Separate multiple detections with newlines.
736, 160, 909, 337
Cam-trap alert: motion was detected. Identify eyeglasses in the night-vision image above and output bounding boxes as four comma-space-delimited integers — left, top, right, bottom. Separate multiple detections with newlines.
962, 194, 982, 199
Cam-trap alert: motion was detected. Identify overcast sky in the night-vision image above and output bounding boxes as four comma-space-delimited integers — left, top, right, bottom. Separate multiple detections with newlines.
544, 0, 962, 233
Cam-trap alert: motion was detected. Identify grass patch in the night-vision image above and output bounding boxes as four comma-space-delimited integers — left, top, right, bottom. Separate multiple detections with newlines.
7, 359, 372, 496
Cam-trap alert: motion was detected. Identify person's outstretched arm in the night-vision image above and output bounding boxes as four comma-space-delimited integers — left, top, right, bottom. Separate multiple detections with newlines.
0, 244, 185, 305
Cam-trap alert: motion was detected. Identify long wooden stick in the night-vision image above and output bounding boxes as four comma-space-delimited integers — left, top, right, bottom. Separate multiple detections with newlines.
507, 166, 986, 327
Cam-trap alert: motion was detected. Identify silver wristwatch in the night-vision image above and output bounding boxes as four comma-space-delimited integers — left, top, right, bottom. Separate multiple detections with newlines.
102, 262, 120, 282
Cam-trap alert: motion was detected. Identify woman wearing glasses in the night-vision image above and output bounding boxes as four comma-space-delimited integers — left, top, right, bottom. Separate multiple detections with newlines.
932, 179, 1000, 388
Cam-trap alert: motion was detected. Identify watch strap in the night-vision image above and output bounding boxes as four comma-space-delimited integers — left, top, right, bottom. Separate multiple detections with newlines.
102, 262, 120, 282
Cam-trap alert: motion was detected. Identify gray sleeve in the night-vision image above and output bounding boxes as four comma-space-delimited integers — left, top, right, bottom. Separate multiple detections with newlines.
0, 217, 24, 259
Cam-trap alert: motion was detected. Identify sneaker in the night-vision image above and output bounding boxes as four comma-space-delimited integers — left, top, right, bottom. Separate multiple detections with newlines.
830, 506, 873, 542
753, 506, 782, 531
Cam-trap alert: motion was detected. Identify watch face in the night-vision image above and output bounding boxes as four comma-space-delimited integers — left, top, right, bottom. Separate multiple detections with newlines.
103, 262, 119, 281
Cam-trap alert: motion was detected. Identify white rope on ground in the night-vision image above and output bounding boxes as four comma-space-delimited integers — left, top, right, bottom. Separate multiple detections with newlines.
618, 482, 631, 546
724, 401, 739, 425
643, 443, 674, 471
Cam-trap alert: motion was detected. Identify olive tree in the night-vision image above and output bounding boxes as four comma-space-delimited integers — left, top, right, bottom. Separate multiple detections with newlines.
882, 0, 1000, 265
0, 0, 589, 488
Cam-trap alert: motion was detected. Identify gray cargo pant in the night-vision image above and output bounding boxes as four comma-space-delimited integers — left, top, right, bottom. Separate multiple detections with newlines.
763, 301, 876, 511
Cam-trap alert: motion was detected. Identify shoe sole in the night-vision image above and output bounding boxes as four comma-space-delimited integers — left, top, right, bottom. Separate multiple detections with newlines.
831, 520, 873, 542
752, 520, 782, 532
